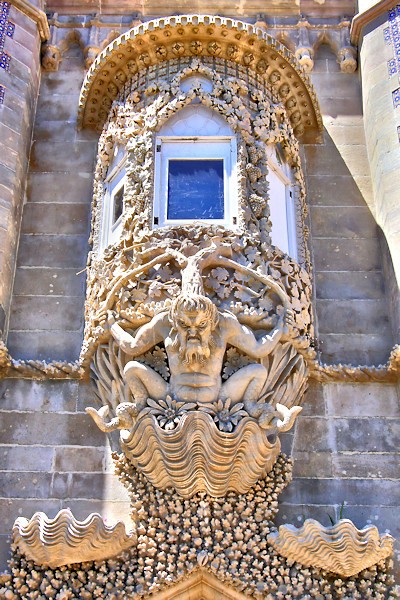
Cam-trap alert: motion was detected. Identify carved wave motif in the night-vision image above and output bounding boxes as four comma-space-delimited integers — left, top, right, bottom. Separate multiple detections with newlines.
267, 518, 394, 578
120, 411, 280, 498
13, 509, 136, 568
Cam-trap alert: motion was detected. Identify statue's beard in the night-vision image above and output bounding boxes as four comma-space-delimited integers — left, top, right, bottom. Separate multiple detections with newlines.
171, 330, 215, 365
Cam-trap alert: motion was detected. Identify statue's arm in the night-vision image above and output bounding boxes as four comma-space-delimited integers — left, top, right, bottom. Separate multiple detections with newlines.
225, 313, 285, 359
110, 313, 166, 357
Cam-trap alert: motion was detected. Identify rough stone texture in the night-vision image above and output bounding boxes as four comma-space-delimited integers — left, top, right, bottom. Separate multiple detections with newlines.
0, 5, 42, 338
0, 379, 131, 571
7, 44, 98, 361
307, 44, 393, 366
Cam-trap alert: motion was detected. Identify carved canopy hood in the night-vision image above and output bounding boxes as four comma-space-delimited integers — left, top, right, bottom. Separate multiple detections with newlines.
78, 14, 323, 142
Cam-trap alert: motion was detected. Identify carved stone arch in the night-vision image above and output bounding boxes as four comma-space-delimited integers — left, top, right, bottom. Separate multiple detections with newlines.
78, 14, 322, 142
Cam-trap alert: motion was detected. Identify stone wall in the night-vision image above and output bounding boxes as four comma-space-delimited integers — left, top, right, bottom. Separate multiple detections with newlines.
306, 44, 393, 366
6, 42, 97, 361
0, 2, 43, 338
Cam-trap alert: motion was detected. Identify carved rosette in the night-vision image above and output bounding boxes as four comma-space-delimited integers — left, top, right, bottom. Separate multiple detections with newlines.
12, 509, 136, 568
267, 518, 394, 578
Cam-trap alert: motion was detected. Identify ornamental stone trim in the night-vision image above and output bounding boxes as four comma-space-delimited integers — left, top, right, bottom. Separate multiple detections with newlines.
77, 14, 323, 142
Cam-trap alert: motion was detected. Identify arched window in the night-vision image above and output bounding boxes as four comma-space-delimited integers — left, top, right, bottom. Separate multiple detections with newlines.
153, 105, 238, 228
266, 145, 298, 260
100, 145, 126, 250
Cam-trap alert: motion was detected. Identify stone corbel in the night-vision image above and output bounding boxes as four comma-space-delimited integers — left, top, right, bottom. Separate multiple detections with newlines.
338, 20, 358, 72
84, 22, 100, 69
295, 20, 314, 73
41, 21, 62, 71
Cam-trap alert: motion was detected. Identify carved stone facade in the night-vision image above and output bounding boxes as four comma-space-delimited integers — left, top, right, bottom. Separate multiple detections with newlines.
0, 1, 399, 598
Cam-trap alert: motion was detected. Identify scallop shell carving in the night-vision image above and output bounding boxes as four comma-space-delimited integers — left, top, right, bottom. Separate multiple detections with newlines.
12, 509, 136, 568
267, 518, 394, 578
120, 411, 281, 498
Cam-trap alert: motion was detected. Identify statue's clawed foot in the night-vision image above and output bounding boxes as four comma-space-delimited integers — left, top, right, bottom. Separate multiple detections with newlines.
86, 402, 138, 432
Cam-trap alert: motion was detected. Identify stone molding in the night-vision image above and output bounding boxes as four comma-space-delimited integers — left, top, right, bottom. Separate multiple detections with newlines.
1, 345, 400, 382
12, 0, 50, 41
351, 0, 396, 45
77, 14, 323, 141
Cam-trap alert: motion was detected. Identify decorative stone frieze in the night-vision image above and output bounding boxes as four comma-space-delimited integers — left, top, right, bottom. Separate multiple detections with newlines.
12, 509, 136, 568
268, 518, 394, 578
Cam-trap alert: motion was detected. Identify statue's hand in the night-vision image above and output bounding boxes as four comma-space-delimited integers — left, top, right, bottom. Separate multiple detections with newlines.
283, 308, 295, 336
107, 310, 117, 327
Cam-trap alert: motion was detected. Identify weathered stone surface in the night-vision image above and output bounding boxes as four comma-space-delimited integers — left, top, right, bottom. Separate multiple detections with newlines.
0, 411, 106, 446
316, 299, 391, 334
333, 454, 400, 479
9, 295, 84, 331
335, 418, 400, 453
30, 140, 96, 172
16, 235, 88, 268
0, 472, 52, 499
0, 446, 54, 472
7, 330, 83, 361
318, 333, 392, 366
325, 383, 400, 417
20, 203, 90, 235
292, 451, 333, 478
12, 267, 86, 297
310, 206, 378, 239
300, 382, 325, 417
54, 447, 104, 472
280, 478, 400, 507
313, 238, 382, 271
315, 271, 385, 300
294, 417, 331, 452
0, 379, 78, 412
27, 172, 94, 203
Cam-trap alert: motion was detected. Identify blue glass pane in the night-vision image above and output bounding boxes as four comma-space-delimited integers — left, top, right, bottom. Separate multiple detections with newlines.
167, 159, 224, 219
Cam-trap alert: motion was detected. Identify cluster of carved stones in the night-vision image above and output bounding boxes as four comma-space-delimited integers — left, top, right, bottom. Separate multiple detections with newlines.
2, 454, 398, 599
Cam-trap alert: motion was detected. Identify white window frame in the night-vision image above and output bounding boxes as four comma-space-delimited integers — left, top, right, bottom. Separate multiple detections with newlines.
100, 151, 126, 251
266, 150, 298, 260
153, 136, 238, 228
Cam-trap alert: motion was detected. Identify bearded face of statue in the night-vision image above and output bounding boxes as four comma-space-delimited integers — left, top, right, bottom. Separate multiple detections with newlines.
174, 309, 214, 365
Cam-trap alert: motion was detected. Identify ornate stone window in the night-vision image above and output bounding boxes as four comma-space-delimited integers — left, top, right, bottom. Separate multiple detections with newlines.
266, 145, 298, 260
100, 145, 126, 250
153, 104, 238, 228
